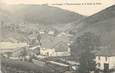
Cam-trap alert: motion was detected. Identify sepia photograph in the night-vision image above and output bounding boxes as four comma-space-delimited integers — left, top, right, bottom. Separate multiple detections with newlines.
0, 0, 115, 73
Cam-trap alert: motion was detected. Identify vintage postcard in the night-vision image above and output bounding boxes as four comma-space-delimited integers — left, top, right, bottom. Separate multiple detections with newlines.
0, 0, 115, 73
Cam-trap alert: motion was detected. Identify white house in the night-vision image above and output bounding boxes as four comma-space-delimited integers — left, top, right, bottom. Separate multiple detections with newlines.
40, 48, 55, 56
40, 47, 71, 57
48, 31, 55, 35
96, 56, 115, 70
95, 48, 115, 70
39, 34, 71, 57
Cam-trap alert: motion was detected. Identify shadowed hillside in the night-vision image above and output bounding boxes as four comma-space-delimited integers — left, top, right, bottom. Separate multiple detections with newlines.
71, 5, 115, 58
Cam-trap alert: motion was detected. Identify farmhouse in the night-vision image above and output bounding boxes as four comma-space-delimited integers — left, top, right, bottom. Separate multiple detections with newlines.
39, 34, 71, 57
96, 48, 115, 70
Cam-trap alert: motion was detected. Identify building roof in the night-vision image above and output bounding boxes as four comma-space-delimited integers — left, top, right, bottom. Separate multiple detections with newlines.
95, 48, 115, 57
48, 61, 69, 67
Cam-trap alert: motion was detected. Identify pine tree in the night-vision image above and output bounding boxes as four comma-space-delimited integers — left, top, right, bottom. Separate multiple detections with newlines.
75, 32, 101, 73
78, 51, 96, 73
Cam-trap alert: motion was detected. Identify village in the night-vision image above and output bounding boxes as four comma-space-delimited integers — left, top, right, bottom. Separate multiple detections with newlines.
0, 23, 78, 73
0, 22, 115, 73
0, 2, 115, 73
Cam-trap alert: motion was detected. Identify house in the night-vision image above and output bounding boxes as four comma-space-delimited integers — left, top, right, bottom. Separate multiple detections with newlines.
95, 48, 115, 70
39, 34, 71, 57
40, 42, 71, 57
40, 48, 55, 56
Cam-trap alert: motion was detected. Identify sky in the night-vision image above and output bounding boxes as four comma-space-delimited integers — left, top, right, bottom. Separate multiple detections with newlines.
1, 0, 115, 16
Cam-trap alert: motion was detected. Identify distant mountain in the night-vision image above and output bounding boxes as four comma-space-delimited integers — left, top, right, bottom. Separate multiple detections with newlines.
0, 4, 85, 24
71, 5, 115, 34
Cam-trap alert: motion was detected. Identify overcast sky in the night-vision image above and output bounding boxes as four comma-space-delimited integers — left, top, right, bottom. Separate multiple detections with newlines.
1, 0, 115, 16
